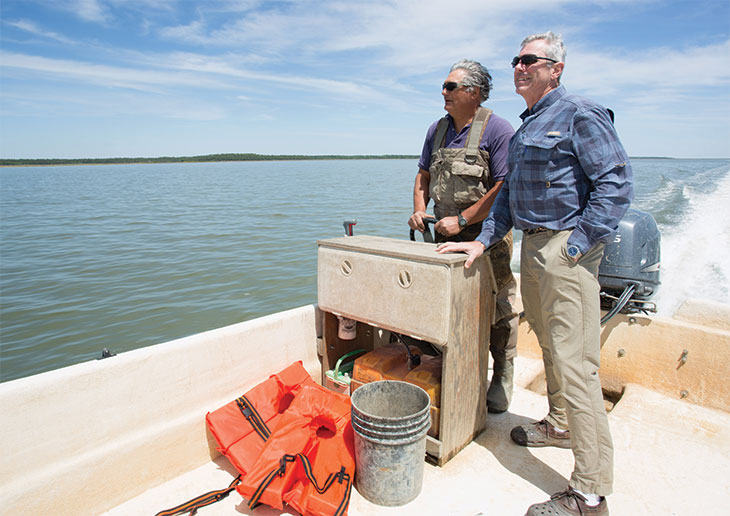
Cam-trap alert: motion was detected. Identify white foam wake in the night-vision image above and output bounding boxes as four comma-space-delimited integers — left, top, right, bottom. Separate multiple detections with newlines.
654, 167, 730, 316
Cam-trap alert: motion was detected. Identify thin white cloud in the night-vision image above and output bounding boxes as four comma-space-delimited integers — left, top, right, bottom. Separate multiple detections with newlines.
5, 19, 77, 45
159, 20, 209, 44
15, 0, 110, 24
106, 0, 178, 10
0, 51, 228, 92
155, 0, 641, 75
123, 50, 412, 106
33, 0, 180, 25
1, 87, 227, 121
0, 48, 414, 119
73, 0, 108, 22
566, 39, 730, 95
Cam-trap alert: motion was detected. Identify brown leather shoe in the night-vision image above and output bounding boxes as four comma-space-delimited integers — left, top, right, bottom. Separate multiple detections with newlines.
525, 488, 608, 515
510, 419, 571, 448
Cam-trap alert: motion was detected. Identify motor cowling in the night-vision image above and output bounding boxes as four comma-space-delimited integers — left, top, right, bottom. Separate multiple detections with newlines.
598, 209, 661, 316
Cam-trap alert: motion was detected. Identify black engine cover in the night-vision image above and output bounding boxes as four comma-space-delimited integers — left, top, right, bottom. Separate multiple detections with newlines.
598, 209, 661, 300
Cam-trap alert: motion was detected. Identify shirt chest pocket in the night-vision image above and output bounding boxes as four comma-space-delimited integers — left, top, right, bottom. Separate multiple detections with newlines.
520, 133, 571, 182
451, 161, 487, 204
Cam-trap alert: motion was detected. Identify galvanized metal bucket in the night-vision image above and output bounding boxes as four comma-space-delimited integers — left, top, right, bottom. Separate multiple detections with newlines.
350, 380, 431, 506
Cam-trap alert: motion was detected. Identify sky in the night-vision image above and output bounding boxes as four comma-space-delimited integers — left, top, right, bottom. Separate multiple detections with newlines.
1, 0, 729, 159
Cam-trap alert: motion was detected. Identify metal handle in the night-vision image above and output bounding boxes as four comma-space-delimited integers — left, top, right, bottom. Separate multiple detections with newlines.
409, 216, 437, 243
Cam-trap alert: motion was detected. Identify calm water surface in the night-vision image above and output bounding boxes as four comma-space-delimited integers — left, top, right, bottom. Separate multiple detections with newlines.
1, 158, 729, 382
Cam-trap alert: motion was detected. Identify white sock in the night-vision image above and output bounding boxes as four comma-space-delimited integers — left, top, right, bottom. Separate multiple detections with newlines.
574, 489, 601, 506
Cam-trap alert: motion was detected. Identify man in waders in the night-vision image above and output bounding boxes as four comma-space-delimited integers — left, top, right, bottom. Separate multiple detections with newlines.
408, 59, 518, 413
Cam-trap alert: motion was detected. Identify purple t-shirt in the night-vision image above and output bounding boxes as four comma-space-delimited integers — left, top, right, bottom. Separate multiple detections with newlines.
417, 112, 515, 182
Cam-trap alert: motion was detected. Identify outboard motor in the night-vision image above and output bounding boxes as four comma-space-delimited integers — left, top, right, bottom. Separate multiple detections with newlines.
598, 208, 661, 324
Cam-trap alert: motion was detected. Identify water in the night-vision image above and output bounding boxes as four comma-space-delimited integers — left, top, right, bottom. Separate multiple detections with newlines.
641, 160, 730, 314
1, 158, 729, 382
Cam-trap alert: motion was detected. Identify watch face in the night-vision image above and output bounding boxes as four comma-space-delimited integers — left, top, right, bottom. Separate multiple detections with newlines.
567, 245, 579, 257
458, 214, 467, 227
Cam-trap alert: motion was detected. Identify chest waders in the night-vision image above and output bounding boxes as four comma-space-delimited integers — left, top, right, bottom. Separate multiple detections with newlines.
429, 107, 494, 220
428, 107, 514, 292
427, 108, 518, 415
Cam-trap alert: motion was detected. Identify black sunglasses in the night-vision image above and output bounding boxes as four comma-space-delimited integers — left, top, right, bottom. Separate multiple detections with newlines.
442, 81, 468, 92
511, 54, 558, 68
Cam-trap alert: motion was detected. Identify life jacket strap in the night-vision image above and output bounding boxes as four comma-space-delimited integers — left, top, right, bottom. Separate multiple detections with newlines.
248, 453, 352, 516
235, 394, 271, 440
154, 474, 242, 516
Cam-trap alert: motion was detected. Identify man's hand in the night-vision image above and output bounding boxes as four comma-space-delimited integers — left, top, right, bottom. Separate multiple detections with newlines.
434, 215, 461, 237
436, 240, 486, 269
408, 210, 432, 232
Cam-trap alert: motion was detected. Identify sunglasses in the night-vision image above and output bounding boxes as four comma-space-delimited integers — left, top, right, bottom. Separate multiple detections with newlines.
442, 81, 468, 92
511, 54, 558, 68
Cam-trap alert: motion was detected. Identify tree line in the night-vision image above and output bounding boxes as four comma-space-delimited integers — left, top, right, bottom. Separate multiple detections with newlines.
1, 153, 419, 167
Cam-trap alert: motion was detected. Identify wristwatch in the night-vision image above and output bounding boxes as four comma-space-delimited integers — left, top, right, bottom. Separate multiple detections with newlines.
458, 213, 468, 228
567, 244, 581, 260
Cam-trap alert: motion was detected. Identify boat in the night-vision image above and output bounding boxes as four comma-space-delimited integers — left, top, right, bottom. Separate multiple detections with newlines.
1, 231, 729, 516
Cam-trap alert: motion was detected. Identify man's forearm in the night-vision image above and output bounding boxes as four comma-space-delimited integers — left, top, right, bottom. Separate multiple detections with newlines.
413, 169, 431, 212
461, 180, 504, 224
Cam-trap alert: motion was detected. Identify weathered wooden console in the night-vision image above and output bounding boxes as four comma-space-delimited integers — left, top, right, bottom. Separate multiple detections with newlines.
317, 235, 494, 465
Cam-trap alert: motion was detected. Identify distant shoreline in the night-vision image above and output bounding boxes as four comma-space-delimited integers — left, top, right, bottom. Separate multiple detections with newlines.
0, 153, 419, 167
1, 154, 726, 168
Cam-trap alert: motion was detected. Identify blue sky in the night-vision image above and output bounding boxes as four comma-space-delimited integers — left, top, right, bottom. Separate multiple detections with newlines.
1, 0, 728, 159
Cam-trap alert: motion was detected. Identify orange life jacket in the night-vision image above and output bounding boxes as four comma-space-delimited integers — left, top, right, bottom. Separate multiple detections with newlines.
205, 361, 317, 476
236, 383, 355, 516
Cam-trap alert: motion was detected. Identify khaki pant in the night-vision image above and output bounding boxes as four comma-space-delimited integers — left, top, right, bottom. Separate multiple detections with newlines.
520, 229, 613, 496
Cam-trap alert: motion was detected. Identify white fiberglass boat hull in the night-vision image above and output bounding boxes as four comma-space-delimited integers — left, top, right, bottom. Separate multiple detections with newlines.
2, 299, 729, 515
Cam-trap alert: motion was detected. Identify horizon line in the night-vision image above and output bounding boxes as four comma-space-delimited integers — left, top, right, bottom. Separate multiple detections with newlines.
2, 153, 729, 167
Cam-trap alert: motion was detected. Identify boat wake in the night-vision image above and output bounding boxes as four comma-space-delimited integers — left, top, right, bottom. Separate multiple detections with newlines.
654, 165, 730, 315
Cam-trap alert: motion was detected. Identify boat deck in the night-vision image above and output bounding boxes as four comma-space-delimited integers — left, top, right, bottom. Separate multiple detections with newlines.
104, 356, 730, 516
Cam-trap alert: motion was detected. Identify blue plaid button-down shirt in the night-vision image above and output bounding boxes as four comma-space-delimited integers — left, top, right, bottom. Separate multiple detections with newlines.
476, 85, 633, 254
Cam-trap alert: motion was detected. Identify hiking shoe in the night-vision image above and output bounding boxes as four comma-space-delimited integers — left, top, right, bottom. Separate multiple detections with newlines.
525, 488, 608, 515
511, 419, 571, 448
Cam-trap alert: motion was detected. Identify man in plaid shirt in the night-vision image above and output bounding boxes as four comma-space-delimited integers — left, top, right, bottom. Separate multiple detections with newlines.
437, 32, 632, 516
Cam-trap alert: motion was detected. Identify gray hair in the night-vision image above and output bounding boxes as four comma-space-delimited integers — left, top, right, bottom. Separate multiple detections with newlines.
450, 59, 492, 103
520, 31, 566, 81
521, 31, 566, 62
